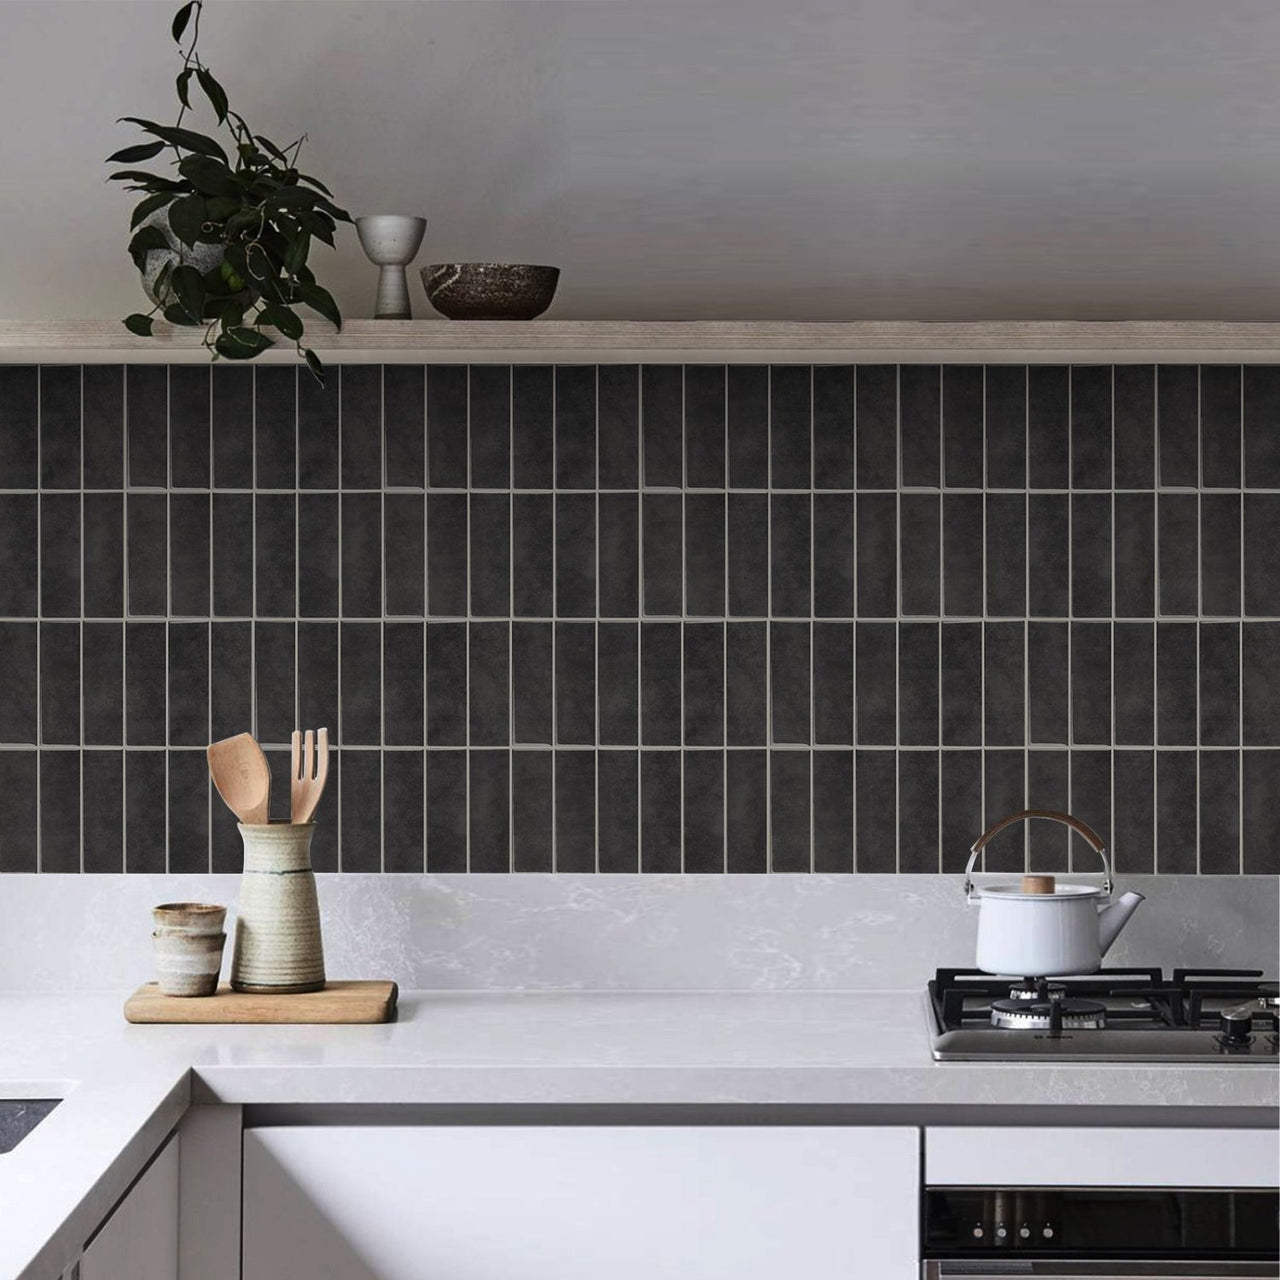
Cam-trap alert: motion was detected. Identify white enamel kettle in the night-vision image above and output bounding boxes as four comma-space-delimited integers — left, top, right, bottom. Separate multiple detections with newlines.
964, 809, 1145, 977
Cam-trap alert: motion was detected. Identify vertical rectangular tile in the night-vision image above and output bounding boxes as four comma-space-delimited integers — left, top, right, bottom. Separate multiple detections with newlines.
341, 493, 381, 618
985, 494, 1025, 616
169, 492, 210, 618
1156, 622, 1197, 746
0, 623, 37, 742
297, 366, 339, 489
470, 751, 511, 872
1113, 493, 1155, 617
554, 621, 595, 746
642, 493, 682, 616
0, 751, 37, 872
1071, 621, 1111, 745
468, 493, 509, 618
125, 622, 166, 745
1200, 493, 1241, 618
125, 751, 166, 873
255, 493, 297, 618
768, 749, 812, 872
598, 621, 638, 746
770, 621, 811, 745
1156, 751, 1197, 873
383, 622, 425, 747
254, 365, 296, 489
467, 365, 509, 490
40, 365, 81, 490
427, 492, 469, 616
1114, 622, 1155, 746
813, 493, 855, 618
513, 751, 553, 872
40, 493, 80, 617
83, 365, 125, 490
384, 364, 426, 488
255, 620, 296, 747
898, 751, 939, 872
855, 750, 896, 872
1027, 365, 1069, 488
1071, 493, 1112, 618
39, 751, 80, 873
899, 493, 940, 617
40, 622, 80, 745
1199, 751, 1240, 875
727, 493, 768, 617
725, 622, 767, 746
897, 621, 937, 747
984, 621, 1025, 746
82, 751, 123, 873
813, 751, 853, 872
726, 749, 767, 872
512, 365, 553, 488
940, 622, 982, 745
167, 749, 209, 874
899, 365, 940, 488
168, 365, 209, 489
1243, 494, 1280, 616
211, 493, 253, 617
813, 622, 854, 746
598, 493, 639, 617
1067, 750, 1110, 874
769, 365, 811, 489
1158, 365, 1199, 487
812, 365, 854, 489
337, 621, 382, 747
855, 364, 897, 489
984, 365, 1026, 489
555, 366, 596, 490
83, 493, 124, 617
0, 495, 37, 616
211, 366, 253, 489
384, 492, 425, 617
126, 365, 168, 488
426, 751, 467, 872
942, 493, 982, 616
512, 621, 553, 744
1071, 366, 1112, 489
855, 621, 895, 745
682, 750, 725, 872
1242, 622, 1280, 745
126, 492, 166, 616
1243, 366, 1280, 488
856, 492, 897, 617
1242, 750, 1280, 874
425, 622, 465, 745
770, 494, 811, 617
338, 750, 381, 870
685, 493, 725, 617
0, 366, 38, 488
1158, 494, 1198, 616
1200, 365, 1241, 488
640, 622, 681, 745
940, 750, 983, 872
555, 494, 596, 617
383, 751, 425, 872
982, 750, 1026, 872
640, 751, 681, 872
642, 365, 683, 487
511, 493, 553, 618
1199, 622, 1239, 747
167, 622, 208, 747
1028, 621, 1069, 745
942, 365, 982, 488
339, 365, 381, 488
426, 365, 468, 488
1027, 493, 1069, 618
684, 622, 724, 747
294, 622, 338, 742
598, 749, 639, 872
598, 365, 639, 489
297, 493, 339, 618
1113, 364, 1155, 489
1027, 751, 1069, 871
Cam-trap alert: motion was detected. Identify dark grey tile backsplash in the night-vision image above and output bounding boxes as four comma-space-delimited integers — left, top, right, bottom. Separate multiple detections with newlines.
0, 361, 1277, 875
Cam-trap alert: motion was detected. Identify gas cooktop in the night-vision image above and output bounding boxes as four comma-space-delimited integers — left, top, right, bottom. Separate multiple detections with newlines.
928, 968, 1280, 1062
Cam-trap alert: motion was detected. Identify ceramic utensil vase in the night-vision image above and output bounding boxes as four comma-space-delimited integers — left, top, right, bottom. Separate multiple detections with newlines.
355, 215, 427, 319
230, 823, 326, 994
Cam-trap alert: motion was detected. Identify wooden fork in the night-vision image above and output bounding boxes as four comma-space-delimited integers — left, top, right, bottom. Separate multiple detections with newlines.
290, 727, 330, 825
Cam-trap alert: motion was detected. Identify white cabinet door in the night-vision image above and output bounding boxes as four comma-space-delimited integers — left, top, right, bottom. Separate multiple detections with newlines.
244, 1125, 919, 1280
82, 1133, 179, 1280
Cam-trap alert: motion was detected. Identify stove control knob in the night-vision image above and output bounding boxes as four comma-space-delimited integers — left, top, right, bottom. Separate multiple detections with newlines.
1019, 1225, 1031, 1240
972, 1226, 984, 1239
1042, 1225, 1055, 1239
1219, 1009, 1254, 1047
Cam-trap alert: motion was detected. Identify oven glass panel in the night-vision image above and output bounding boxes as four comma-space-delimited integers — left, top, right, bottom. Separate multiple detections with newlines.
925, 1189, 1280, 1256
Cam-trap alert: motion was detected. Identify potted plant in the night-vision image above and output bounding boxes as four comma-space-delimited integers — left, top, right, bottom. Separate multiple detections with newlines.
108, 0, 352, 380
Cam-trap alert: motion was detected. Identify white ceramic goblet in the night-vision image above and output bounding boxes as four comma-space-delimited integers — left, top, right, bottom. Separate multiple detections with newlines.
355, 215, 427, 319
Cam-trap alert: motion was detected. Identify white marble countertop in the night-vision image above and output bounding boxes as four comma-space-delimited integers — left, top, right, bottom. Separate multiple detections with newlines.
1, 989, 1277, 1279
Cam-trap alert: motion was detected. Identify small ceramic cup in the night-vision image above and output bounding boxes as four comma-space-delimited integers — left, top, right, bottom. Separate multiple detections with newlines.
153, 902, 226, 936
153, 903, 227, 996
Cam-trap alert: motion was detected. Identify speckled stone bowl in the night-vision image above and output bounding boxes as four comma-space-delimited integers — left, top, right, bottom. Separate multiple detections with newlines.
421, 263, 560, 320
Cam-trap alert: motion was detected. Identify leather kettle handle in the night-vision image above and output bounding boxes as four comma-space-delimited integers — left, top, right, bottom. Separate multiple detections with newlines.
964, 809, 1111, 899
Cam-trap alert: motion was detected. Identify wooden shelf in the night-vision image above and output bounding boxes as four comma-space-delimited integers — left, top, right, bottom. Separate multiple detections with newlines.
2, 319, 1279, 363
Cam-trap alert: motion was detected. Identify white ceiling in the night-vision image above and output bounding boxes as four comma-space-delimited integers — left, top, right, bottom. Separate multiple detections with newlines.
4, 0, 1280, 321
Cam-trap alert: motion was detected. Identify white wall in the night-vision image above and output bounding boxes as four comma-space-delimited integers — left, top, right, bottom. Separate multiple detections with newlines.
4, 0, 1280, 322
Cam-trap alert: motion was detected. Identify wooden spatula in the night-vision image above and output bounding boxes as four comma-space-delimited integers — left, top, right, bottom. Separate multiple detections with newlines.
207, 733, 271, 825
290, 727, 330, 824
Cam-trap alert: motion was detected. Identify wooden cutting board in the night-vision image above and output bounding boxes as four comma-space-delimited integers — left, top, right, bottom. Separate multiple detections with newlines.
124, 980, 398, 1024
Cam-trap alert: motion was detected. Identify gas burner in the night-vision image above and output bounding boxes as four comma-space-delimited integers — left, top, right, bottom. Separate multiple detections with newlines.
990, 997, 1108, 1030
1008, 980, 1066, 1002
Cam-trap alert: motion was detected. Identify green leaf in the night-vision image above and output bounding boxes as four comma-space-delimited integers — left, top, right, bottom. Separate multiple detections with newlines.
175, 68, 193, 109
294, 172, 334, 197
170, 264, 206, 318
107, 169, 181, 188
214, 332, 262, 360
178, 154, 237, 197
259, 302, 303, 341
283, 234, 310, 276
130, 191, 176, 230
223, 209, 261, 240
253, 134, 288, 163
196, 68, 229, 123
106, 140, 166, 164
172, 1, 196, 43
163, 302, 200, 327
119, 118, 228, 163
314, 196, 353, 224
303, 348, 325, 384
203, 194, 241, 222
167, 193, 207, 247
127, 225, 172, 269
123, 313, 154, 337
296, 281, 340, 326
267, 186, 318, 211
219, 259, 247, 293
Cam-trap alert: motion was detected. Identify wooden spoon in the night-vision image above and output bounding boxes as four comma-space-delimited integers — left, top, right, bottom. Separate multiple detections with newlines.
207, 733, 271, 825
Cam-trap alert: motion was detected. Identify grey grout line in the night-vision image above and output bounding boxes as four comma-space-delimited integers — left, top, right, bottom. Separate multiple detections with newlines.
379, 364, 386, 872
164, 368, 172, 873
78, 367, 86, 873
1152, 367, 1161, 873
34, 368, 42, 873
512, 366, 519, 873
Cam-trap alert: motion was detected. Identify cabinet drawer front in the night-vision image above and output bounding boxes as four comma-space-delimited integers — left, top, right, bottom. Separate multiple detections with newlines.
926, 1127, 1278, 1188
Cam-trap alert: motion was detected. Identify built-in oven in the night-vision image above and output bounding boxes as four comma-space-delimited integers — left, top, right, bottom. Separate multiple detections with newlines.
922, 1186, 1280, 1279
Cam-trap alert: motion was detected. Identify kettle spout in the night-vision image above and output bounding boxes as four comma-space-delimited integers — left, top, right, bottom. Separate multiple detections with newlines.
1097, 890, 1145, 957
